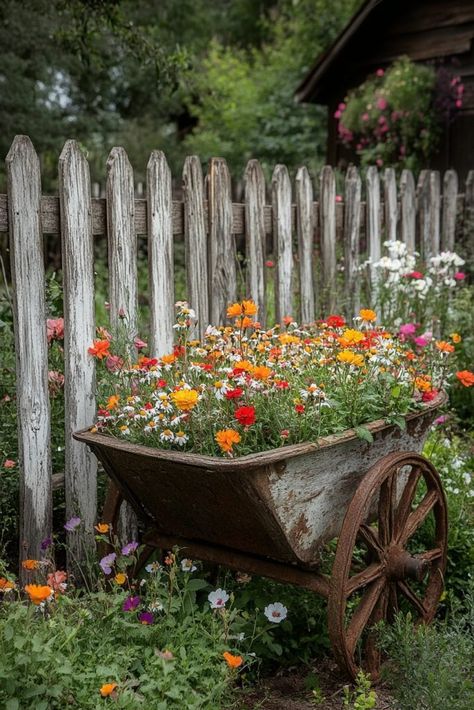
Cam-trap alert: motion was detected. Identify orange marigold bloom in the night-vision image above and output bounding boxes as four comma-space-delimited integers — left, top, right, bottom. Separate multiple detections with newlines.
227, 302, 243, 318
415, 376, 432, 393
435, 341, 455, 353
161, 353, 176, 365
215, 429, 241, 453
24, 584, 53, 605
450, 333, 462, 344
338, 329, 365, 347
95, 523, 110, 534
22, 559, 39, 571
106, 395, 120, 410
223, 651, 243, 668
100, 682, 118, 698
251, 365, 272, 380
456, 370, 474, 387
359, 308, 377, 322
235, 316, 254, 329
337, 350, 364, 367
171, 389, 199, 411
88, 339, 111, 359
241, 300, 258, 316
0, 577, 15, 592
114, 572, 127, 585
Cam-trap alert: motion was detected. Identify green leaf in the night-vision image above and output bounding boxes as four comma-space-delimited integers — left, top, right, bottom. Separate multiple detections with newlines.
186, 578, 208, 592
5, 700, 20, 710
355, 426, 374, 443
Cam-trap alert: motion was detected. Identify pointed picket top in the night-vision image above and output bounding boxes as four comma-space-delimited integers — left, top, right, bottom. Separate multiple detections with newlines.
400, 169, 416, 253
319, 165, 337, 313
207, 157, 237, 325
384, 168, 397, 242
6, 135, 52, 577
272, 163, 293, 323
106, 146, 138, 338
183, 155, 209, 339
295, 165, 315, 324
147, 150, 174, 357
59, 139, 97, 568
244, 159, 266, 325
344, 165, 361, 319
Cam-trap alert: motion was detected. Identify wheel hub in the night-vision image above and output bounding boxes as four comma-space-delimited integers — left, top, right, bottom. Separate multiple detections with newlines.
385, 545, 430, 582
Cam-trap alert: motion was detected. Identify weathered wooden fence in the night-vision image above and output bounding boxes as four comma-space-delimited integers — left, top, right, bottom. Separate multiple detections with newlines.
1, 135, 473, 576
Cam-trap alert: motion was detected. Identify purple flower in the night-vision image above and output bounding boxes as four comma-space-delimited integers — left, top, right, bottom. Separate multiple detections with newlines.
121, 541, 139, 556
123, 595, 141, 612
99, 552, 116, 575
64, 516, 81, 532
138, 611, 154, 625
40, 537, 52, 551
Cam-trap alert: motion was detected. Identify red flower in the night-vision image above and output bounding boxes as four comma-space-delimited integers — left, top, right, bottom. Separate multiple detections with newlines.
235, 405, 256, 427
275, 380, 289, 389
408, 271, 424, 279
225, 388, 243, 400
295, 404, 305, 414
422, 389, 439, 402
326, 315, 345, 328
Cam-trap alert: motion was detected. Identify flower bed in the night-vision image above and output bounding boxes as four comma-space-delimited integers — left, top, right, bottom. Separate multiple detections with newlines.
88, 301, 470, 458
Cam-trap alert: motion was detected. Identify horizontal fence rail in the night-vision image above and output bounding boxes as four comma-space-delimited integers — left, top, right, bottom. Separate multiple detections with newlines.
2, 134, 473, 575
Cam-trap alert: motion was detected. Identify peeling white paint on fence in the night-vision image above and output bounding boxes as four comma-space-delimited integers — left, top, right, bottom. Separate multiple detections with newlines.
244, 159, 266, 325
295, 166, 315, 324
272, 164, 293, 323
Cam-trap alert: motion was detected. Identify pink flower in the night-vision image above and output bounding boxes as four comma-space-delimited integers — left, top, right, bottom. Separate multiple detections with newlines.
455, 99, 463, 109
376, 159, 384, 167
361, 113, 370, 122
106, 355, 123, 373
48, 371, 65, 397
47, 570, 67, 593
265, 260, 274, 268
414, 336, 428, 348
46, 318, 64, 343
377, 98, 388, 110
399, 323, 416, 337
134, 337, 148, 351
335, 195, 342, 203
338, 102, 346, 110
3, 459, 15, 469
334, 110, 342, 119
376, 68, 385, 77
454, 272, 466, 281
434, 415, 448, 426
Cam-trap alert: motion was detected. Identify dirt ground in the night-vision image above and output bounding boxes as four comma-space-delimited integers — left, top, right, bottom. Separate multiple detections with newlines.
236, 658, 397, 709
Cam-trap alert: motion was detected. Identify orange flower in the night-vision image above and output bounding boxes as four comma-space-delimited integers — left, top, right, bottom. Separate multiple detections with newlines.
456, 370, 474, 387
233, 360, 253, 372
337, 350, 364, 367
435, 341, 455, 353
171, 389, 199, 411
106, 395, 119, 410
161, 353, 176, 365
241, 300, 258, 316
415, 376, 432, 393
215, 429, 241, 454
251, 365, 272, 380
450, 333, 462, 344
235, 316, 254, 329
88, 340, 111, 359
22, 559, 39, 571
24, 584, 53, 605
114, 572, 127, 585
223, 651, 243, 668
359, 308, 376, 322
95, 523, 110, 534
227, 302, 243, 318
338, 329, 365, 347
0, 577, 15, 592
100, 682, 118, 698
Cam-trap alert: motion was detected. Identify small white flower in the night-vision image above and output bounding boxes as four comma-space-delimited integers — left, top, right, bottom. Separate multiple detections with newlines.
145, 561, 161, 573
149, 600, 164, 612
160, 429, 174, 443
208, 588, 230, 609
264, 602, 288, 623
181, 558, 197, 572
174, 431, 188, 445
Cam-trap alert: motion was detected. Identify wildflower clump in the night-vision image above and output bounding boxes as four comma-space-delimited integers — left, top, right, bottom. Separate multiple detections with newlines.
89, 300, 461, 458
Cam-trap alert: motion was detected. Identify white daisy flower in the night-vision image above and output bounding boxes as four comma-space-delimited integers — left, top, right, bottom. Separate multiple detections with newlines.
181, 558, 197, 573
160, 429, 174, 443
175, 431, 188, 445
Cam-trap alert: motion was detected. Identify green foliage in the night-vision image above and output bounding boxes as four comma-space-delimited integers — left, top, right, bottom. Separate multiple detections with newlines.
379, 593, 474, 710
447, 287, 474, 427
342, 671, 377, 710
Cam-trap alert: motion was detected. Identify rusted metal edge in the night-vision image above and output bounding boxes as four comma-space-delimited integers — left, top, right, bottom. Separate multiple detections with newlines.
143, 529, 331, 598
74, 392, 447, 472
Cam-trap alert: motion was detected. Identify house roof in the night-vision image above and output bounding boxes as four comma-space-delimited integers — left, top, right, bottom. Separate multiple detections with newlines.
295, 0, 474, 105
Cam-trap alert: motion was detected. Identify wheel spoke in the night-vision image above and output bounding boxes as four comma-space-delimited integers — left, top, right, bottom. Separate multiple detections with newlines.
358, 524, 384, 557
415, 547, 443, 563
364, 583, 389, 676
397, 580, 427, 618
378, 474, 395, 545
400, 489, 438, 545
347, 562, 385, 596
387, 582, 398, 621
394, 466, 422, 542
346, 577, 386, 655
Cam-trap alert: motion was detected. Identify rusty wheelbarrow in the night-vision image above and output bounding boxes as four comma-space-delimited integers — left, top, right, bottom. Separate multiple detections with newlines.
74, 391, 448, 680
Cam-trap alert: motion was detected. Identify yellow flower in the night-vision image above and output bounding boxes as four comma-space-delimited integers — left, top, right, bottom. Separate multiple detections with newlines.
106, 395, 119, 410
279, 333, 300, 345
338, 329, 365, 347
450, 333, 462, 344
100, 682, 118, 698
359, 308, 377, 322
337, 350, 364, 367
114, 573, 127, 585
171, 389, 199, 411
215, 429, 241, 453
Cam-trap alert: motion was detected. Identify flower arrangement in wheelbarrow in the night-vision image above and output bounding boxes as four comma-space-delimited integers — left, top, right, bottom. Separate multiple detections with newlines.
87, 300, 470, 457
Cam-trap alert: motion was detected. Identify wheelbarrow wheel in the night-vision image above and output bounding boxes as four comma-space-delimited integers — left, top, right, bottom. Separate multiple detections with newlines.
328, 451, 447, 682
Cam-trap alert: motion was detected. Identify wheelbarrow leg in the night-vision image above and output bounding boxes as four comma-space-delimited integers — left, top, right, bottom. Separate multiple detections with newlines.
327, 451, 447, 682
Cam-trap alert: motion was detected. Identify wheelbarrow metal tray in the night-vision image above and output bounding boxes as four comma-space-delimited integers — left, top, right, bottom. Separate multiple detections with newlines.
74, 393, 445, 569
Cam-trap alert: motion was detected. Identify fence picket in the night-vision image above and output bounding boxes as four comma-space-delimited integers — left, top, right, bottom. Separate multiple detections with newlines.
244, 159, 266, 325
417, 170, 430, 259
429, 171, 441, 256
319, 166, 337, 313
441, 170, 458, 252
295, 166, 315, 324
106, 146, 138, 542
59, 140, 97, 566
208, 158, 237, 324
400, 169, 416, 253
344, 166, 361, 319
272, 164, 293, 322
183, 156, 209, 339
465, 170, 474, 264
147, 151, 174, 357
6, 135, 52, 576
384, 168, 397, 242
366, 167, 381, 289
